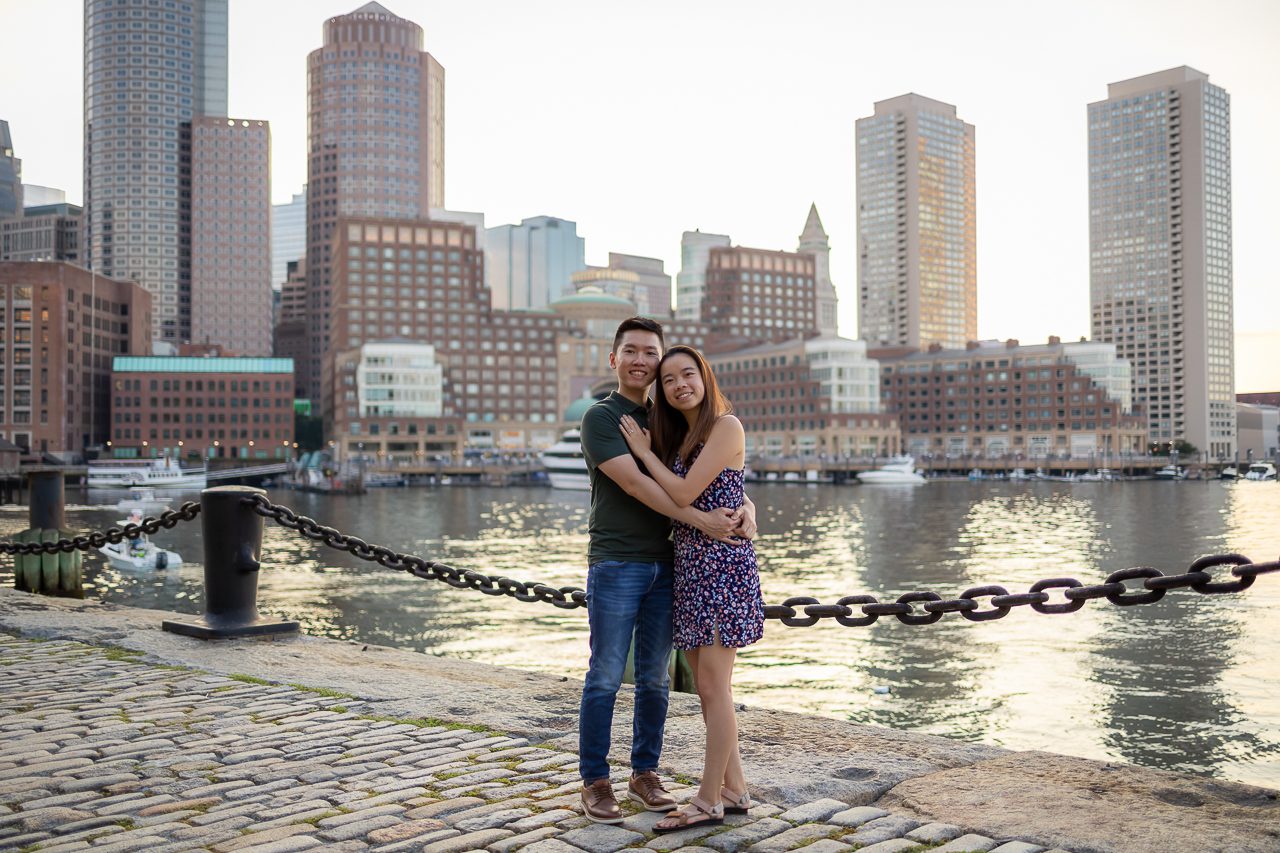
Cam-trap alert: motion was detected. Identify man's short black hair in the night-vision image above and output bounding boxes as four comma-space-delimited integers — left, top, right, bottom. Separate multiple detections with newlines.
612, 316, 665, 353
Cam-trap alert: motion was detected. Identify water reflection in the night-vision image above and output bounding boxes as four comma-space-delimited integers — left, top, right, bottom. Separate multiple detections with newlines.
1, 480, 1277, 789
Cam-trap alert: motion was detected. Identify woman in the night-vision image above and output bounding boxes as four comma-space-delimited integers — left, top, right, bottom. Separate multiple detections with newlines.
619, 344, 764, 833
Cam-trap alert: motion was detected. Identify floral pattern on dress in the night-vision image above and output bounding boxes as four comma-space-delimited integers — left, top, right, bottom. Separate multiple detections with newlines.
671, 444, 765, 651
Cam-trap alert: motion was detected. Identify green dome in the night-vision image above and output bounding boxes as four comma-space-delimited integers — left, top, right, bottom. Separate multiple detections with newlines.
564, 397, 596, 423
550, 287, 634, 309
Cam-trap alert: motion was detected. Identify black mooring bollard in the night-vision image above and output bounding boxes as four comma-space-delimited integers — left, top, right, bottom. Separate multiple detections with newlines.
162, 485, 299, 639
29, 470, 65, 531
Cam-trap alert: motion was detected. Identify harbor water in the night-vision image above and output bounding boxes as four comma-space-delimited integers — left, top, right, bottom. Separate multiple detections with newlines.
2, 478, 1277, 789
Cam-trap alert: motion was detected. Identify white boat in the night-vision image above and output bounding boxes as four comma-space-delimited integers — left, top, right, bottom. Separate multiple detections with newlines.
1243, 462, 1277, 482
858, 456, 926, 485
87, 457, 207, 489
1077, 469, 1115, 482
1220, 466, 1238, 481
1154, 464, 1186, 480
97, 513, 182, 570
114, 487, 171, 514
541, 429, 590, 490
1008, 468, 1030, 481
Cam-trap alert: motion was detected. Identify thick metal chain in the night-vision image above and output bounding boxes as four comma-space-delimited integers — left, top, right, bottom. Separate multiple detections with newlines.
0, 503, 202, 555
242, 494, 1279, 625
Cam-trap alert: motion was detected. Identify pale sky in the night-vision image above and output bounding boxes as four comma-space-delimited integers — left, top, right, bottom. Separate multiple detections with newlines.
2, 0, 1277, 391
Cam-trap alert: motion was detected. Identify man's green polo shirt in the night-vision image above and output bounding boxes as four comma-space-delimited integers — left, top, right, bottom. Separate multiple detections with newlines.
580, 391, 674, 565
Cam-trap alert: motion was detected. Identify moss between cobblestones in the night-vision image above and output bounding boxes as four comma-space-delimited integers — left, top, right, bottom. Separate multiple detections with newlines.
286, 682, 357, 699
113, 818, 136, 830
330, 704, 348, 713
227, 673, 272, 685
209, 684, 238, 693
101, 646, 145, 662
296, 810, 345, 825
17, 844, 43, 853
350, 712, 494, 734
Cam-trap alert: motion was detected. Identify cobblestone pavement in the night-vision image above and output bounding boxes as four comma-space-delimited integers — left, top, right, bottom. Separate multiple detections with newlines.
0, 635, 1073, 852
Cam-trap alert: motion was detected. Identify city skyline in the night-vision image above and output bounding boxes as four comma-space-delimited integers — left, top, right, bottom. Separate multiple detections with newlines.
1, 0, 1277, 390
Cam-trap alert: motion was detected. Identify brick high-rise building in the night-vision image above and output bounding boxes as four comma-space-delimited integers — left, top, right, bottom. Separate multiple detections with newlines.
1088, 67, 1235, 459
304, 2, 446, 405
703, 245, 819, 347
189, 117, 272, 355
856, 94, 976, 350
0, 262, 152, 455
83, 0, 229, 344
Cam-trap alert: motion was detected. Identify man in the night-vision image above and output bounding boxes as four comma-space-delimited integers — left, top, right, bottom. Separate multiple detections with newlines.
577, 316, 756, 823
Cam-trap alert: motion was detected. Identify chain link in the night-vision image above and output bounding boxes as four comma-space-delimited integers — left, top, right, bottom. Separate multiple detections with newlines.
238, 493, 1278, 625
0, 503, 201, 555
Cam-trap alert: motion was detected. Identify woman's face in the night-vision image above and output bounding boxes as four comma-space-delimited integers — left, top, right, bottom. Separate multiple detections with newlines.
660, 353, 704, 413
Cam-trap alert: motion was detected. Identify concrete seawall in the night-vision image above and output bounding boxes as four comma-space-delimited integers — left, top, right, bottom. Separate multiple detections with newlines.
0, 588, 1276, 853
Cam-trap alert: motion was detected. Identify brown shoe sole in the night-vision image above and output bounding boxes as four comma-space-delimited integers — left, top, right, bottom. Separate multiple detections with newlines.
627, 790, 677, 812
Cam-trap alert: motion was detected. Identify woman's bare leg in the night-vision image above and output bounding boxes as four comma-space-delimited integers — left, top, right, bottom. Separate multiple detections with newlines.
692, 636, 738, 806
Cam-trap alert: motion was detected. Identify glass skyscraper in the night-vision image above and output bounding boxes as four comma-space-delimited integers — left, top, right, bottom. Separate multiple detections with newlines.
1088, 67, 1235, 459
856, 94, 976, 350
83, 0, 228, 343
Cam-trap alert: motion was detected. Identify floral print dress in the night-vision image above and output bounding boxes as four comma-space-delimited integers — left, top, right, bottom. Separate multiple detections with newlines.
671, 444, 765, 651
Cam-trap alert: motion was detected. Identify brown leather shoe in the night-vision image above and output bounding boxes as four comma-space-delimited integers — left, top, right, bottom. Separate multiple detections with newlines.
581, 778, 624, 824
627, 770, 677, 812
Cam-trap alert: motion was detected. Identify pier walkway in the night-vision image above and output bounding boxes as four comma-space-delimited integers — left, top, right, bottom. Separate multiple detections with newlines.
0, 591, 1276, 853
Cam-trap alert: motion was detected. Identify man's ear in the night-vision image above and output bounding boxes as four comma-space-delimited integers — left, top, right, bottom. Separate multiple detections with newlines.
608, 351, 617, 370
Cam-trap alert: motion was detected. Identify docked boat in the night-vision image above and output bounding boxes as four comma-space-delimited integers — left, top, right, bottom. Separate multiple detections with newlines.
1243, 462, 1277, 482
97, 512, 182, 570
1077, 469, 1116, 482
1008, 468, 1030, 481
87, 457, 207, 489
541, 429, 590, 490
1154, 464, 1186, 481
858, 456, 926, 485
1219, 466, 1238, 481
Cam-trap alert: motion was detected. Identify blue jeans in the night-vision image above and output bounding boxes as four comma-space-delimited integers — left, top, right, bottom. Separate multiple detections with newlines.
579, 559, 674, 783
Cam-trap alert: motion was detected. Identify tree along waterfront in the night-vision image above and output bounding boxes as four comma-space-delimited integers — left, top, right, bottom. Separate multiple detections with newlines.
2, 479, 1277, 790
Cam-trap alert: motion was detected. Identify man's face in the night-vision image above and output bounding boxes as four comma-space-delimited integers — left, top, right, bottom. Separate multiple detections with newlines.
610, 330, 662, 396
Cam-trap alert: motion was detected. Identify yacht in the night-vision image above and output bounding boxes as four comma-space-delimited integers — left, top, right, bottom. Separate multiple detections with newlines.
1154, 464, 1186, 481
858, 456, 926, 485
1220, 466, 1239, 481
87, 457, 207, 489
1243, 461, 1277, 482
542, 429, 590, 490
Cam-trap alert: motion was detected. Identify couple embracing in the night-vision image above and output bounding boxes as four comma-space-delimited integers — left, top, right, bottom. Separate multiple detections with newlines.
577, 316, 765, 833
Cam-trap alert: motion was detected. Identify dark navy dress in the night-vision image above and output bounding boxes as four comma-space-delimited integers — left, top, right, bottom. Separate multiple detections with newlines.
671, 444, 765, 651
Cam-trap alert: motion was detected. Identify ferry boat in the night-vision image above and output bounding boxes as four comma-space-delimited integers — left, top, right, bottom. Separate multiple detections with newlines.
858, 456, 926, 485
541, 429, 590, 490
87, 457, 207, 489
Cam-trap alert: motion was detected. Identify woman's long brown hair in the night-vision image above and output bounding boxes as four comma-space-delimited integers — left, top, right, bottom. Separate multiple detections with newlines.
650, 345, 733, 468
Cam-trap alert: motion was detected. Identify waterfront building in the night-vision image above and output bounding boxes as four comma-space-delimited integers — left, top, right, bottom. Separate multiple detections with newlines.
83, 0, 229, 344
675, 230, 731, 322
856, 94, 976, 350
109, 356, 294, 461
798, 204, 838, 336
189, 117, 272, 356
329, 341, 458, 457
271, 188, 306, 291
1235, 403, 1278, 462
326, 217, 570, 457
876, 337, 1146, 459
1088, 66, 1235, 459
703, 244, 819, 347
1, 203, 82, 263
304, 2, 446, 406
0, 262, 152, 456
0, 121, 21, 218
484, 216, 586, 311
708, 337, 898, 458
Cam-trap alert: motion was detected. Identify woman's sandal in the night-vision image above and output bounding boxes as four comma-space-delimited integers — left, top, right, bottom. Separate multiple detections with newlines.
653, 796, 725, 834
721, 786, 752, 815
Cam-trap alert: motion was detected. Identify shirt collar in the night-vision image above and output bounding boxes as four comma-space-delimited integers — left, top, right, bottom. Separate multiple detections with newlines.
609, 389, 651, 414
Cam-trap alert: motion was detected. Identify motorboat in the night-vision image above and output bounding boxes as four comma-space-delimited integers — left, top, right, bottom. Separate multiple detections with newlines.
1008, 468, 1030, 481
541, 429, 590, 490
87, 456, 207, 489
96, 512, 182, 571
858, 456, 926, 485
1154, 464, 1186, 480
114, 487, 171, 514
967, 468, 986, 481
1077, 469, 1116, 482
1219, 466, 1238, 481
1243, 462, 1277, 482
